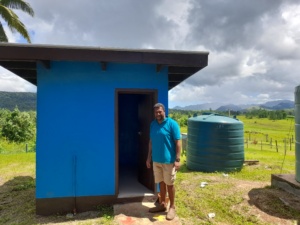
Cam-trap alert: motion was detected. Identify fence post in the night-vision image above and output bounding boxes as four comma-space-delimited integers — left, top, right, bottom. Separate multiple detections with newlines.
276, 140, 278, 152
270, 138, 272, 149
26, 143, 28, 153
284, 139, 287, 155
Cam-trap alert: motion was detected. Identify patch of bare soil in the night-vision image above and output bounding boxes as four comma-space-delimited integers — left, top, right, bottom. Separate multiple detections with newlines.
229, 179, 300, 225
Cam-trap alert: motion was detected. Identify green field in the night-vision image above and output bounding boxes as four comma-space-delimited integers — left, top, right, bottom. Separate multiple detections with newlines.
0, 115, 299, 224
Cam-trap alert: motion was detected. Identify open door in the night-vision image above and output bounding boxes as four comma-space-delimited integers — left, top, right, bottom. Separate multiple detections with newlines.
137, 94, 155, 190
116, 89, 157, 196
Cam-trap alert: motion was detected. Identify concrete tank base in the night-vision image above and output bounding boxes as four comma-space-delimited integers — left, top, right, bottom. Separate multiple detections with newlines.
271, 174, 300, 197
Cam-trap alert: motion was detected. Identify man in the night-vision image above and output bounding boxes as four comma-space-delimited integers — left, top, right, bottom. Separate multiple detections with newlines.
146, 103, 181, 221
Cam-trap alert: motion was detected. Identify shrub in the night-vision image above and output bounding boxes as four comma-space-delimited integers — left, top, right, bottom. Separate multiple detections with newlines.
1, 108, 34, 143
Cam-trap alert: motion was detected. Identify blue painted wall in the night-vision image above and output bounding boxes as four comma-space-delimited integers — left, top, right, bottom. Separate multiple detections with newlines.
36, 61, 168, 199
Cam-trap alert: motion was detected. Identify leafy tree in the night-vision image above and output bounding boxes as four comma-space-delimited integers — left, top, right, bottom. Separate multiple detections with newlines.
1, 107, 34, 142
0, 108, 9, 126
180, 117, 188, 126
0, 0, 34, 42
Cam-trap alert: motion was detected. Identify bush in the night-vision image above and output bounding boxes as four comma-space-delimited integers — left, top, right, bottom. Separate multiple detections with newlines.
1, 108, 34, 143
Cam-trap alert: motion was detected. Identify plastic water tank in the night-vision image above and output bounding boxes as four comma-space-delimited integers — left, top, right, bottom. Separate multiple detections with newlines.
295, 85, 300, 182
187, 114, 244, 172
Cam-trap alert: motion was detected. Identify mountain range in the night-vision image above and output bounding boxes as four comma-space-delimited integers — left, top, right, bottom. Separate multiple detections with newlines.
0, 91, 295, 112
173, 100, 294, 111
0, 91, 36, 111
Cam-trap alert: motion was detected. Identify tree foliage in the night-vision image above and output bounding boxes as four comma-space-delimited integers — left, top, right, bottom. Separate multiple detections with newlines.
245, 109, 288, 120
169, 108, 292, 127
0, 0, 34, 42
1, 108, 35, 142
0, 91, 36, 111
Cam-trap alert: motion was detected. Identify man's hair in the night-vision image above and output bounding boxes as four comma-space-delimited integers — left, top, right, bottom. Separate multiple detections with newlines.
153, 103, 165, 111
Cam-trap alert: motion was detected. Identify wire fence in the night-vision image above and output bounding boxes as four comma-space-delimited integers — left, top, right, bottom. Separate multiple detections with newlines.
245, 131, 294, 154
181, 131, 295, 155
0, 142, 36, 154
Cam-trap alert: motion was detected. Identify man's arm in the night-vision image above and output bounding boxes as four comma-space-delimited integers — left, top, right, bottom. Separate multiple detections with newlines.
174, 139, 181, 170
175, 139, 181, 160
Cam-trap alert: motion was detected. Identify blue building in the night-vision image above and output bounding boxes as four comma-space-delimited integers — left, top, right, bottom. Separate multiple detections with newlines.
0, 43, 208, 215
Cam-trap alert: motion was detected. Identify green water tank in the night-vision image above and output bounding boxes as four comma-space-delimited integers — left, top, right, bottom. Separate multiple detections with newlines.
187, 114, 244, 172
295, 85, 300, 182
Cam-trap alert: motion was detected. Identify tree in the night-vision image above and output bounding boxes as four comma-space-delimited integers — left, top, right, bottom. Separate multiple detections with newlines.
1, 108, 34, 142
0, 109, 9, 126
0, 0, 34, 43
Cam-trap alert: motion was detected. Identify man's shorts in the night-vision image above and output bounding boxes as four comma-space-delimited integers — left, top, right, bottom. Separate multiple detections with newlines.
153, 162, 176, 186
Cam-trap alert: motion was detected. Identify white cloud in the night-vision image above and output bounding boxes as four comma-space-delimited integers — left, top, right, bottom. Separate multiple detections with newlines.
1, 0, 300, 107
0, 67, 36, 92
239, 50, 268, 77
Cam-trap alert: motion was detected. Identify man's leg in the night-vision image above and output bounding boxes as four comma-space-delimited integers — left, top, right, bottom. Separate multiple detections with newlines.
149, 163, 167, 213
166, 184, 176, 220
159, 181, 167, 206
167, 184, 175, 209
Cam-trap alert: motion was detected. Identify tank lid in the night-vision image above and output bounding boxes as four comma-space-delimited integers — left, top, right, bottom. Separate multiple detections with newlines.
188, 114, 243, 124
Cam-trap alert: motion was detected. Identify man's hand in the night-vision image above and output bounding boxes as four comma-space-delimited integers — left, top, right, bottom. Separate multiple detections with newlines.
146, 159, 151, 169
174, 161, 180, 171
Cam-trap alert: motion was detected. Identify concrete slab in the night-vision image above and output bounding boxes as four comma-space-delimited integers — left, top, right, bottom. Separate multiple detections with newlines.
114, 202, 181, 225
271, 174, 300, 196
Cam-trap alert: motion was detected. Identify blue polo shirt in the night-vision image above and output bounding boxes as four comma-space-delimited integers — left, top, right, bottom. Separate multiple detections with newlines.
150, 117, 181, 164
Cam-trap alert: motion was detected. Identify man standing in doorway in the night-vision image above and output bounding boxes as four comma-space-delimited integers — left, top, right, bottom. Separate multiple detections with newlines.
146, 103, 181, 220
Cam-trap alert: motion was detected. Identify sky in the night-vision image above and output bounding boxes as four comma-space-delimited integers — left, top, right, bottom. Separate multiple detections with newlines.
1, 0, 300, 108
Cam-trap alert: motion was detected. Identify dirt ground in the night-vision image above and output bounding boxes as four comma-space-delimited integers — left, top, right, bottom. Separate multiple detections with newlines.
77, 179, 300, 225
1, 175, 300, 224
221, 178, 300, 225
215, 171, 299, 224
81, 178, 300, 225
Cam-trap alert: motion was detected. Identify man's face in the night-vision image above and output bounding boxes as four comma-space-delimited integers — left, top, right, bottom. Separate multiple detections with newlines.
154, 106, 165, 123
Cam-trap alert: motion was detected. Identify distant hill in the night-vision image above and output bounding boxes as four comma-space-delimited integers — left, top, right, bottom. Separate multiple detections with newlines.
0, 92, 294, 112
173, 102, 222, 111
216, 104, 243, 112
0, 91, 36, 111
259, 100, 294, 110
172, 100, 294, 111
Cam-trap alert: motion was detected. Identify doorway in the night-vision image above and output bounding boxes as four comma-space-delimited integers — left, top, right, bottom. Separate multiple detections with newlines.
116, 89, 157, 198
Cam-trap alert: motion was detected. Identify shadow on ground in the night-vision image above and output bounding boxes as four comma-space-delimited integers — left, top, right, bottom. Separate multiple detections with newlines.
248, 186, 300, 221
0, 176, 37, 224
0, 176, 108, 224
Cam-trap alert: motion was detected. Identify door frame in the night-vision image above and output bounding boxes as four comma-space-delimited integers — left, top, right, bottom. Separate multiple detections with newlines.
115, 89, 158, 196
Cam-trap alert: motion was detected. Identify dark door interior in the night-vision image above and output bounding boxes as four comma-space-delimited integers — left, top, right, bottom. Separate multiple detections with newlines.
137, 94, 155, 190
118, 92, 155, 194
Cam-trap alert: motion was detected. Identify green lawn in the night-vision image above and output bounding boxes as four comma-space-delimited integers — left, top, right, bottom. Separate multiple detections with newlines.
0, 115, 299, 224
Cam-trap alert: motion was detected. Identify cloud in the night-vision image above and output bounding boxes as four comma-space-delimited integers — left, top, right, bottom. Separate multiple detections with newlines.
1, 0, 300, 107
20, 0, 181, 49
0, 67, 37, 92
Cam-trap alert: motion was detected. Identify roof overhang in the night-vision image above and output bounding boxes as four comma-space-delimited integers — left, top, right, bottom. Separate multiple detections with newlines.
0, 43, 209, 90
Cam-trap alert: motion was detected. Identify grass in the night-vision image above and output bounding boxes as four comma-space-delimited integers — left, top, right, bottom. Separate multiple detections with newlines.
177, 115, 299, 224
0, 115, 300, 224
0, 153, 115, 225
241, 115, 295, 152
176, 148, 299, 224
0, 138, 36, 154
0, 153, 36, 225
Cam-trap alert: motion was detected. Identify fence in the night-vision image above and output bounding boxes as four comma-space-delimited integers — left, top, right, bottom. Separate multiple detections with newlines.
181, 131, 295, 155
0, 142, 36, 154
245, 131, 294, 153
